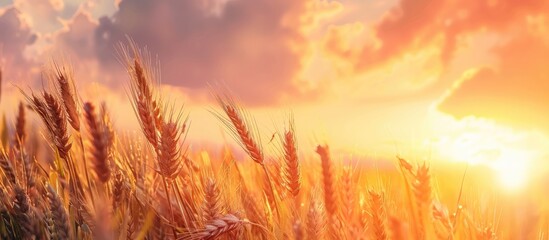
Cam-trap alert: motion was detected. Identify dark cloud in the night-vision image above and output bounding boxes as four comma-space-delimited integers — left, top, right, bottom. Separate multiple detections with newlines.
325, 0, 548, 73
438, 34, 549, 131
94, 0, 313, 104
0, 1, 13, 8
56, 11, 98, 60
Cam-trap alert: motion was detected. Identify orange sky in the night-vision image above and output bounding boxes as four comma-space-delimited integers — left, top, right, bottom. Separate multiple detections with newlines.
1, 0, 549, 183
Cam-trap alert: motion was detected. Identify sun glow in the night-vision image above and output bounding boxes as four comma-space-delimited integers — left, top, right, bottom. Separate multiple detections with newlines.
490, 151, 531, 191
432, 116, 542, 191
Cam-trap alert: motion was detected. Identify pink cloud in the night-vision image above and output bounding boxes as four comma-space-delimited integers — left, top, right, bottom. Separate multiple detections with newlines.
3, 0, 336, 105
92, 0, 317, 104
325, 0, 548, 73
438, 33, 549, 131
55, 11, 98, 60
0, 7, 38, 84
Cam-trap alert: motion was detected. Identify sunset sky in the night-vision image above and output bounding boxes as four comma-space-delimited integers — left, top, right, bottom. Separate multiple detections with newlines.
1, 0, 549, 187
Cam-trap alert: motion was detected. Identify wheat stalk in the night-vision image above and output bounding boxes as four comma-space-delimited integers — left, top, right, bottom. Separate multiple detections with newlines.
214, 93, 283, 219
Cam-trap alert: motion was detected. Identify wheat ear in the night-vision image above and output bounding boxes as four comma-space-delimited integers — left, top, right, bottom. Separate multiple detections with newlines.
182, 213, 244, 240
15, 101, 26, 149
52, 63, 80, 131
283, 117, 300, 197
203, 177, 224, 222
157, 121, 184, 179
369, 190, 388, 240
0, 152, 16, 184
43, 92, 72, 160
307, 196, 326, 240
83, 102, 111, 183
13, 186, 35, 239
316, 145, 338, 217
47, 184, 70, 239
413, 163, 432, 239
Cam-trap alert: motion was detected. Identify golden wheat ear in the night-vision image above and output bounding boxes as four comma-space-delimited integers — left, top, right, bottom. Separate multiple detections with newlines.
413, 162, 432, 239
119, 40, 161, 149
46, 184, 71, 239
202, 177, 225, 222
315, 144, 338, 217
211, 90, 264, 165
42, 92, 73, 160
49, 61, 81, 132
307, 189, 326, 240
83, 102, 111, 183
14, 101, 26, 150
282, 115, 300, 198
182, 213, 245, 240
368, 190, 388, 240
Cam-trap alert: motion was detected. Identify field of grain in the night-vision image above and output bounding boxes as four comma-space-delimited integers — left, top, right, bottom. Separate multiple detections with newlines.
0, 45, 547, 240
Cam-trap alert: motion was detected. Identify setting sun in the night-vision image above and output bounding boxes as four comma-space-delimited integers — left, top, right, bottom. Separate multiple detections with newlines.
494, 156, 529, 191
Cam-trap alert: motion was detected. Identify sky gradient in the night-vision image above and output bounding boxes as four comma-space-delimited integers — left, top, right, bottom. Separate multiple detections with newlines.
1, 0, 549, 183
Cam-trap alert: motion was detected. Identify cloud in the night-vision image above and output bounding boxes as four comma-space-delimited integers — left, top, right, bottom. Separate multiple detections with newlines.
93, 0, 324, 104
0, 7, 39, 83
13, 0, 66, 33
55, 10, 98, 60
438, 33, 549, 132
324, 0, 548, 73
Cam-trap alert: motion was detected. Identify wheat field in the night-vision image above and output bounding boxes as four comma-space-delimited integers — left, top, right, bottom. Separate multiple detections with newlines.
0, 45, 547, 240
